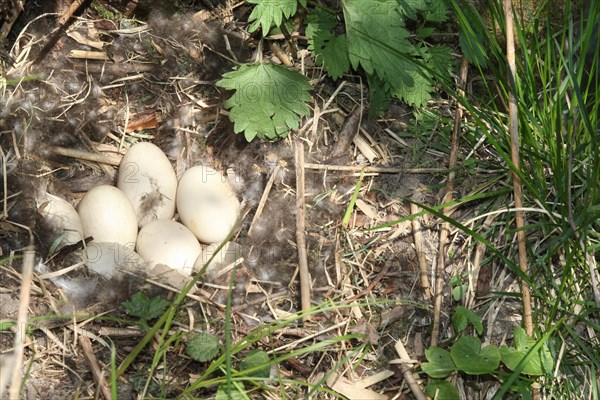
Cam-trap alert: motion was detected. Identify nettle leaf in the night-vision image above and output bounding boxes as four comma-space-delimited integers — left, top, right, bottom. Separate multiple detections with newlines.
122, 292, 170, 321
247, 0, 307, 34
306, 8, 350, 80
450, 336, 500, 375
426, 45, 454, 78
421, 346, 456, 378
422, 0, 448, 22
425, 380, 460, 400
217, 63, 312, 141
499, 327, 554, 376
343, 0, 411, 83
186, 333, 221, 362
398, 0, 447, 22
453, 306, 483, 335
239, 349, 271, 378
342, 0, 451, 107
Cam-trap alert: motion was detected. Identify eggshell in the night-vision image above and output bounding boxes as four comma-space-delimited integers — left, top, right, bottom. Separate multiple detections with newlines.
117, 142, 177, 227
136, 220, 201, 275
84, 241, 146, 278
39, 194, 84, 247
77, 185, 137, 247
194, 241, 242, 280
177, 166, 240, 244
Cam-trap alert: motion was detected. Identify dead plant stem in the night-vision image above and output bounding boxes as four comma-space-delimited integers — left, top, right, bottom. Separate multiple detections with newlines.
504, 0, 534, 337
394, 338, 427, 400
431, 58, 469, 347
295, 141, 311, 321
8, 244, 35, 399
410, 202, 432, 300
504, 2, 538, 398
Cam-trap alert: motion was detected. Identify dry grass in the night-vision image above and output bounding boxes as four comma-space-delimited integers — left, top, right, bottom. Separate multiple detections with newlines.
0, 1, 544, 399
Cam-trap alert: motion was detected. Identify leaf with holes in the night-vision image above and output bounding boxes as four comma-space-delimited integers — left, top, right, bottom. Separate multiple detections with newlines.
421, 346, 456, 378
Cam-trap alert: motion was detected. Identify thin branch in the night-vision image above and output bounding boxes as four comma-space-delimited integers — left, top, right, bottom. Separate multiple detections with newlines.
431, 58, 469, 347
295, 141, 311, 321
410, 203, 432, 300
504, 0, 533, 336
394, 338, 427, 400
504, 2, 538, 399
8, 244, 35, 399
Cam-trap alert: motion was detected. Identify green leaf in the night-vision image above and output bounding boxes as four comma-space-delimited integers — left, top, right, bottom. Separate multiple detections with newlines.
451, 284, 467, 301
122, 292, 170, 322
0, 320, 16, 332
426, 45, 454, 78
453, 0, 489, 68
499, 327, 554, 376
425, 380, 460, 400
239, 349, 271, 378
450, 336, 500, 375
216, 383, 246, 400
343, 0, 411, 85
452, 306, 483, 335
246, 0, 306, 34
186, 333, 221, 362
342, 0, 450, 107
306, 8, 349, 80
422, 0, 448, 22
217, 63, 312, 141
421, 346, 456, 378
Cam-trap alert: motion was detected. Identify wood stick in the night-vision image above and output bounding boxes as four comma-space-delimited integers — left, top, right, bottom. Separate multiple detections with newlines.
504, 3, 538, 399
304, 163, 448, 174
8, 245, 35, 399
248, 162, 282, 237
294, 141, 311, 321
410, 203, 432, 300
79, 335, 112, 400
394, 338, 427, 400
431, 57, 469, 347
48, 145, 121, 166
504, 0, 533, 336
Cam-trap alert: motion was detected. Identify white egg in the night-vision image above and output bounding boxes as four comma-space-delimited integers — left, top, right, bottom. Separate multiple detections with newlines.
39, 194, 84, 247
83, 241, 146, 278
194, 241, 242, 280
117, 142, 177, 227
77, 185, 137, 247
177, 166, 240, 244
136, 220, 201, 275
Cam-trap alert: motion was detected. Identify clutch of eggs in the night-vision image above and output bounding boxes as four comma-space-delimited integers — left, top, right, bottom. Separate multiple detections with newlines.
41, 141, 241, 280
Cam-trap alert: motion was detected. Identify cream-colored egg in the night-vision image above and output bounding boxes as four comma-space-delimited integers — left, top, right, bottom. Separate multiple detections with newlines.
84, 241, 146, 279
177, 166, 240, 244
39, 194, 84, 247
136, 220, 201, 275
77, 185, 137, 247
194, 241, 242, 280
117, 142, 177, 227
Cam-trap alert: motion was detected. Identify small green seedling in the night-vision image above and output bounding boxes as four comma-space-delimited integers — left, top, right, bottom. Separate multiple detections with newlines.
186, 332, 221, 362
422, 308, 554, 398
450, 274, 468, 302
122, 292, 170, 331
